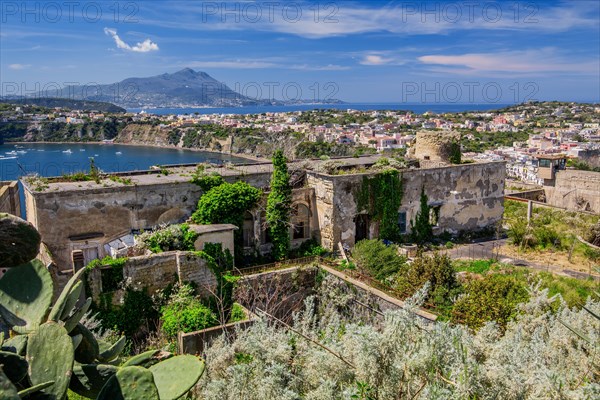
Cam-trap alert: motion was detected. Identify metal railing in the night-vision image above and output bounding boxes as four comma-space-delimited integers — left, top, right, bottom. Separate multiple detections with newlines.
233, 255, 320, 276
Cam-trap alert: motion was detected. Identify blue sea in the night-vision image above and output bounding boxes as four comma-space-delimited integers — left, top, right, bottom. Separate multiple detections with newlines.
0, 143, 252, 181
130, 103, 513, 115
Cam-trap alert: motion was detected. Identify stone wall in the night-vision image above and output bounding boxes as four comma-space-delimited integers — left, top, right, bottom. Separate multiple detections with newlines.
412, 130, 460, 163
23, 171, 272, 270
308, 161, 506, 248
234, 266, 319, 322
88, 251, 217, 301
0, 181, 20, 216
578, 149, 600, 169
544, 170, 600, 214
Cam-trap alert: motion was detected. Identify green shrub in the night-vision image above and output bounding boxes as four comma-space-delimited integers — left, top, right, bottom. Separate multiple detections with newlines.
191, 168, 225, 192
290, 239, 328, 258
352, 239, 406, 280
267, 150, 292, 261
160, 283, 218, 339
395, 253, 459, 309
229, 303, 247, 323
138, 224, 198, 253
451, 274, 529, 331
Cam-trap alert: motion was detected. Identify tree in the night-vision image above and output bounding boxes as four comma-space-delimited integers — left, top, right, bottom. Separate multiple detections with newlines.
192, 181, 261, 259
410, 186, 433, 244
266, 150, 292, 260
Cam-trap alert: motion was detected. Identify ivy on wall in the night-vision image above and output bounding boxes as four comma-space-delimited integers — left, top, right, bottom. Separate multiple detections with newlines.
197, 243, 238, 321
355, 169, 403, 241
266, 150, 292, 261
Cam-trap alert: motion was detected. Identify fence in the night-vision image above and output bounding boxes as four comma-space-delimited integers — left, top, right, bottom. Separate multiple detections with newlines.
233, 255, 320, 276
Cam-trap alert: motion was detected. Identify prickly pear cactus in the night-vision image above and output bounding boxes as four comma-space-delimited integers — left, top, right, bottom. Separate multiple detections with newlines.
70, 363, 119, 398
0, 213, 41, 269
0, 259, 53, 332
26, 321, 75, 399
72, 322, 100, 364
97, 366, 160, 400
0, 367, 19, 400
0, 350, 28, 384
98, 335, 126, 363
48, 267, 86, 322
1, 335, 27, 356
149, 355, 205, 400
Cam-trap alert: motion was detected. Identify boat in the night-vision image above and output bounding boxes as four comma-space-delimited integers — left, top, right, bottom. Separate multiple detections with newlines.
79, 149, 86, 152
16, 150, 27, 154
115, 152, 122, 155
63, 149, 73, 154
5, 151, 17, 156
15, 145, 24, 149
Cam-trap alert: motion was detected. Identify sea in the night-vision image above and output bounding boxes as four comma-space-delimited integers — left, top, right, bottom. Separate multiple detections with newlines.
130, 103, 513, 115
0, 143, 252, 181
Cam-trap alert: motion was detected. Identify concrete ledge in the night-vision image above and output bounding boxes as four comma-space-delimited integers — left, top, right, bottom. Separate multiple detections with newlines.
320, 265, 438, 321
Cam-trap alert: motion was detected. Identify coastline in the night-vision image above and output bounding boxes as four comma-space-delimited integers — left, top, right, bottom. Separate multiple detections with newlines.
3, 140, 268, 163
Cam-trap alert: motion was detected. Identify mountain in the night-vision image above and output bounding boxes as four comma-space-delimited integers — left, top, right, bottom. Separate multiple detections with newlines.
28, 69, 344, 109
0, 98, 126, 113
30, 69, 261, 108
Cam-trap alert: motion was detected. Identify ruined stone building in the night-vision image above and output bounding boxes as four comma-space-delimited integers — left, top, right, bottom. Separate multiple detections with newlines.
21, 132, 506, 276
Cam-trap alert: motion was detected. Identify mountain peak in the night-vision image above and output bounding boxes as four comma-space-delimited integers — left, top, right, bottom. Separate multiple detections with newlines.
175, 67, 197, 75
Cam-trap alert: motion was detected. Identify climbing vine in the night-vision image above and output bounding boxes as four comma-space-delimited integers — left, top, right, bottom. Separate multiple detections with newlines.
197, 243, 238, 321
266, 150, 293, 260
356, 169, 403, 241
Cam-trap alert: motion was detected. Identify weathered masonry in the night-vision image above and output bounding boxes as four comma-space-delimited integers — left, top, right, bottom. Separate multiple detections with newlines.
0, 181, 20, 216
307, 161, 505, 249
22, 155, 505, 272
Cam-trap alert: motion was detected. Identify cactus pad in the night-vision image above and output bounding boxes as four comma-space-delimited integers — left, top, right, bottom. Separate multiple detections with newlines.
0, 367, 19, 400
26, 321, 75, 399
0, 350, 28, 383
0, 213, 41, 269
59, 280, 83, 320
70, 363, 118, 398
1, 335, 27, 356
98, 336, 126, 363
149, 355, 205, 400
48, 267, 86, 322
71, 323, 99, 364
97, 366, 159, 400
64, 297, 92, 333
0, 259, 53, 332
121, 349, 162, 368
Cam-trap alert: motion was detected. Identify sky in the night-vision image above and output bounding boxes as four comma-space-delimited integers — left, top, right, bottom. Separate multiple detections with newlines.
1, 0, 599, 104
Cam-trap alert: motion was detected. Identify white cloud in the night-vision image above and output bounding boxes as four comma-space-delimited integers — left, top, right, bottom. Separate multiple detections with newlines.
291, 64, 350, 71
142, 2, 598, 39
418, 48, 599, 76
104, 28, 159, 53
8, 63, 31, 70
360, 55, 393, 66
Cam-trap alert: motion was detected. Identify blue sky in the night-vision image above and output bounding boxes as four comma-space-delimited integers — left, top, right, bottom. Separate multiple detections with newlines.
1, 0, 599, 104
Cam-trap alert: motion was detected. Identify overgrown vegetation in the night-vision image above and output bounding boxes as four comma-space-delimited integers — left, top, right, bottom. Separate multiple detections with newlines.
160, 283, 218, 340
505, 199, 599, 264
355, 168, 403, 241
266, 150, 292, 260
410, 186, 433, 244
192, 181, 261, 258
352, 239, 406, 281
137, 223, 199, 253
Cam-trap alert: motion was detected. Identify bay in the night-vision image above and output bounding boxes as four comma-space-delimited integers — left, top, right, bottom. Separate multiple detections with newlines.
130, 103, 512, 115
0, 143, 254, 181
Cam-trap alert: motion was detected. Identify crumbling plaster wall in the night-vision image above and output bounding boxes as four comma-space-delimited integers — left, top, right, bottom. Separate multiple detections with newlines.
0, 181, 20, 216
24, 172, 273, 270
544, 170, 600, 214
308, 161, 506, 248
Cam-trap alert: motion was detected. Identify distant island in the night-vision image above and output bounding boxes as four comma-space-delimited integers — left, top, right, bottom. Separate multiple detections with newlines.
11, 68, 345, 109
0, 98, 126, 113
